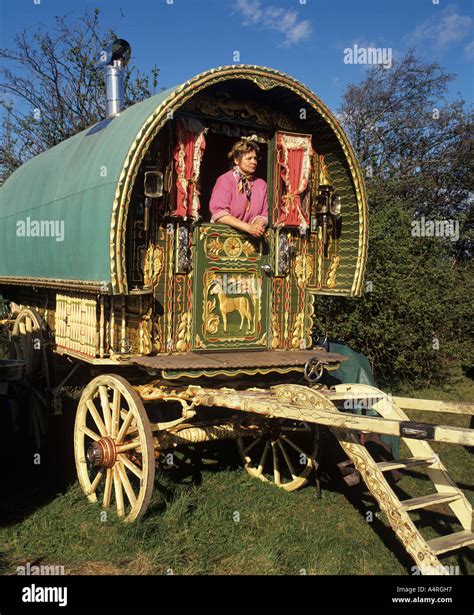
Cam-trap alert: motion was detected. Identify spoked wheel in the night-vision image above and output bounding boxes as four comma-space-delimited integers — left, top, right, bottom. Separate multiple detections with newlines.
74, 374, 155, 522
10, 308, 55, 449
237, 418, 319, 492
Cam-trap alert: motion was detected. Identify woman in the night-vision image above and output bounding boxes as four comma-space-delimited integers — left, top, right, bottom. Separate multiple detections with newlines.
209, 139, 268, 237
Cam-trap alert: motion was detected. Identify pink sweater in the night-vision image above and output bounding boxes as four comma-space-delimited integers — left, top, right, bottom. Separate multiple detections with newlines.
209, 170, 268, 225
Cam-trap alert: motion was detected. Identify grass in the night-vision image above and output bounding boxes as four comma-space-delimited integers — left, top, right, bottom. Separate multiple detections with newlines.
1, 464, 417, 576
0, 326, 472, 575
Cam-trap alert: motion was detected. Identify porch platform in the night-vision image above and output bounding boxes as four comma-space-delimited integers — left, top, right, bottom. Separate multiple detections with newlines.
130, 349, 348, 371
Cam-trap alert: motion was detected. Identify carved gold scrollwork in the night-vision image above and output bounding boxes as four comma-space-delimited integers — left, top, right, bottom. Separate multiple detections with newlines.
295, 255, 313, 288
140, 307, 153, 355
326, 255, 340, 288
181, 94, 297, 131
272, 384, 328, 410
199, 227, 212, 240
205, 298, 220, 334
223, 236, 243, 258
143, 244, 164, 287
291, 311, 305, 349
319, 154, 331, 186
206, 238, 224, 258
205, 235, 255, 260
176, 311, 192, 352
271, 313, 281, 349
254, 75, 280, 91
204, 274, 221, 334
241, 240, 256, 257
195, 333, 206, 349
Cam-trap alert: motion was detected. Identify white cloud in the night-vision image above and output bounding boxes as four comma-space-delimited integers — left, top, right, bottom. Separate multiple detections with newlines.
465, 40, 474, 59
409, 6, 472, 48
234, 0, 312, 47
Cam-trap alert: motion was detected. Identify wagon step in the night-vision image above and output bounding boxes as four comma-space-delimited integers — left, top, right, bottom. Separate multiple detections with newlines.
427, 530, 474, 555
377, 456, 436, 472
401, 492, 462, 512
330, 384, 474, 575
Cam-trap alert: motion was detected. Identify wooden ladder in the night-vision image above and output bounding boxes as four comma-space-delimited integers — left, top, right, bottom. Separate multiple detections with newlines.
330, 384, 473, 575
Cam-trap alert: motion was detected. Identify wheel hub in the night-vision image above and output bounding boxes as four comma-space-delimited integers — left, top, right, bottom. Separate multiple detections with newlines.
263, 423, 281, 442
86, 437, 117, 468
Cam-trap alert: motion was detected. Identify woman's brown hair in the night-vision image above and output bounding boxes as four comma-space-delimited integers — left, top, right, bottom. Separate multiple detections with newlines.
228, 139, 260, 165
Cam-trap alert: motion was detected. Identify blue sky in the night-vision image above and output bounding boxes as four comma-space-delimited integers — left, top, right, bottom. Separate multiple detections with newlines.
0, 0, 473, 113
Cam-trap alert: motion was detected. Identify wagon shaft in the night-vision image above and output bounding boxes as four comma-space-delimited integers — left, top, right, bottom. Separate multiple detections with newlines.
391, 396, 474, 416
134, 383, 474, 447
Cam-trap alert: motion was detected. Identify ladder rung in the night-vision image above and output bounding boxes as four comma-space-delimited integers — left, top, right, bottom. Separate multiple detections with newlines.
401, 492, 461, 511
377, 457, 436, 472
427, 530, 474, 555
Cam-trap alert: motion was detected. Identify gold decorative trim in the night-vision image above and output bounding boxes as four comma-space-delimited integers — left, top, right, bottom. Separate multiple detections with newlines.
195, 333, 206, 349
110, 65, 367, 295
0, 275, 106, 292
205, 234, 258, 261
291, 311, 305, 349
271, 313, 281, 350
295, 254, 313, 288
326, 255, 340, 289
161, 364, 305, 380
175, 311, 192, 352
143, 244, 164, 287
305, 291, 315, 348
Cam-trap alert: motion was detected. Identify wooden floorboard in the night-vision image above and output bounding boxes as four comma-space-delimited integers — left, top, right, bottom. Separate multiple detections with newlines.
130, 349, 347, 371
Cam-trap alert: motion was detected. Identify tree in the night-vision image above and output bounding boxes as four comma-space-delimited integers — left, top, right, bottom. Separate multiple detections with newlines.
319, 51, 473, 389
0, 8, 161, 182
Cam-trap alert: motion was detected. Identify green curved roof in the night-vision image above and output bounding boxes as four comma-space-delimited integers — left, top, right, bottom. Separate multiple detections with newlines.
0, 85, 178, 287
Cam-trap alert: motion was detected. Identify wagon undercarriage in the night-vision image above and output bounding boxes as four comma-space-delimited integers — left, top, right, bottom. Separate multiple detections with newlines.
72, 371, 474, 576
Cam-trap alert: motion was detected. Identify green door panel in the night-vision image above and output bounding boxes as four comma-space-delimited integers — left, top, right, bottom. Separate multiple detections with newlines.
193, 224, 270, 350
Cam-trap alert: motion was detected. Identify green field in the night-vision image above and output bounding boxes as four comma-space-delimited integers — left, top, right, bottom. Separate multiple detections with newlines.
0, 329, 472, 576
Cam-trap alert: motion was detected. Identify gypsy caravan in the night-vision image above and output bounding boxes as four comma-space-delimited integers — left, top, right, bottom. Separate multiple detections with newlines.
0, 52, 472, 574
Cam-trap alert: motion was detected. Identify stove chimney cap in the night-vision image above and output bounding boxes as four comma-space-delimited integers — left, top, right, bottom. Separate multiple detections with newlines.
105, 38, 131, 66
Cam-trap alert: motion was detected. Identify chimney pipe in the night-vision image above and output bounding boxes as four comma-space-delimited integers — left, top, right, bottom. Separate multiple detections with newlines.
104, 39, 131, 118
105, 61, 125, 117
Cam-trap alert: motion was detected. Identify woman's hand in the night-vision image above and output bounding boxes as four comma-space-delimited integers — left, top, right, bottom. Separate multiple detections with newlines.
246, 221, 266, 237
214, 214, 266, 237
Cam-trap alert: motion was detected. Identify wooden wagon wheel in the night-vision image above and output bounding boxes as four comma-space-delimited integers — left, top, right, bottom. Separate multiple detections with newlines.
74, 374, 155, 522
237, 418, 319, 492
9, 308, 54, 449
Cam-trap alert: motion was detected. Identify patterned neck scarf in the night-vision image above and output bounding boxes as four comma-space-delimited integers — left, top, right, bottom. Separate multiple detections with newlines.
233, 165, 254, 211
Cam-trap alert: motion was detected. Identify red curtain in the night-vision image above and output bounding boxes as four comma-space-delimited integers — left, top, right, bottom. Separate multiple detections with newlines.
276, 133, 313, 231
172, 116, 207, 219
